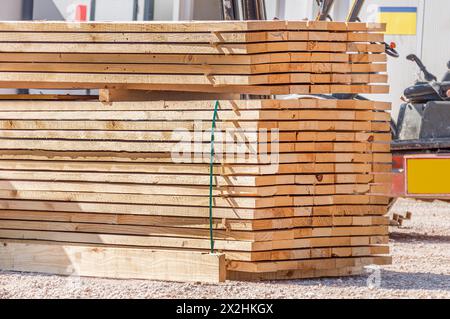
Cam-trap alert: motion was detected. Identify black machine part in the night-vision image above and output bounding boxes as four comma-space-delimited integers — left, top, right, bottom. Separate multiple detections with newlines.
393, 101, 450, 152
219, 0, 266, 21
443, 61, 450, 81
406, 54, 437, 82
403, 54, 450, 103
419, 101, 450, 139
241, 0, 266, 20
220, 0, 240, 20
315, 0, 334, 21
346, 0, 363, 22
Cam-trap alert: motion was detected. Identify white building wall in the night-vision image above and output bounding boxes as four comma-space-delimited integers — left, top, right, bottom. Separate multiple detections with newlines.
0, 0, 22, 20
154, 0, 174, 20
284, 0, 314, 20
421, 0, 450, 80
94, 0, 135, 20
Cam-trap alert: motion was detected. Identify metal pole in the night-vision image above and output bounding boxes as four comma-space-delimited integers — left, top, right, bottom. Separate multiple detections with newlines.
242, 0, 256, 20
144, 0, 154, 21
346, 0, 364, 22
22, 0, 34, 20
257, 0, 266, 20
316, 0, 335, 21
90, 0, 96, 21
133, 0, 139, 21
220, 0, 237, 20
242, 0, 266, 20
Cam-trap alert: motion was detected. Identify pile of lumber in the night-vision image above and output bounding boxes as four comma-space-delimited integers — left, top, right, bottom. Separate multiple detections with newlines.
0, 20, 388, 94
0, 20, 392, 283
0, 99, 391, 281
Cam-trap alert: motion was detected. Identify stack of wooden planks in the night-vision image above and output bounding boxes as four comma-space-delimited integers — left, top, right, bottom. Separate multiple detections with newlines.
0, 20, 388, 94
0, 99, 391, 281
0, 21, 392, 282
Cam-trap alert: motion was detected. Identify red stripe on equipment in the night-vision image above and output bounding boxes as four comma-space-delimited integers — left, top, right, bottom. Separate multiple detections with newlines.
75, 5, 87, 22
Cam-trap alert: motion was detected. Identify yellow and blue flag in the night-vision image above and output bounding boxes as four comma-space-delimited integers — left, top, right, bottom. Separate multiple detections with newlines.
378, 6, 417, 35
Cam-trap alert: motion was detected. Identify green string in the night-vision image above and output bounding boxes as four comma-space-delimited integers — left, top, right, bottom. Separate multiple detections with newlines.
208, 100, 220, 254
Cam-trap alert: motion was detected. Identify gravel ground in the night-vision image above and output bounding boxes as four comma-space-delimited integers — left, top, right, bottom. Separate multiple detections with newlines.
0, 198, 449, 299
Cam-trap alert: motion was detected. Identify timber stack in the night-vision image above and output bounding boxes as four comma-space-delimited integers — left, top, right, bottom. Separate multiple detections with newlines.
0, 20, 391, 282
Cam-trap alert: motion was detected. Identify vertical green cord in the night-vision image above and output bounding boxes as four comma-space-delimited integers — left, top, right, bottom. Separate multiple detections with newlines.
209, 100, 220, 253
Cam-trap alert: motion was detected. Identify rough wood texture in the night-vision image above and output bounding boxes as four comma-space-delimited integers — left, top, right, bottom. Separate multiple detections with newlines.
0, 21, 386, 32
0, 97, 392, 280
0, 20, 386, 93
0, 241, 226, 283
0, 20, 391, 281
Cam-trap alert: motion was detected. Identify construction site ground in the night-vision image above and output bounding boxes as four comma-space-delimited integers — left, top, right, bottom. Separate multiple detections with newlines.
0, 198, 448, 299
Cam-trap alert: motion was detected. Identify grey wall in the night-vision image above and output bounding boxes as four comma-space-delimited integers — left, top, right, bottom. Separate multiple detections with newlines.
192, 0, 220, 20
0, 0, 22, 20
33, 0, 64, 20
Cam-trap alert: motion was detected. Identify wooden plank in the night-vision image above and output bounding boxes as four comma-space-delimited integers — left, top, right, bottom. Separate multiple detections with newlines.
0, 31, 383, 43
103, 84, 391, 95
0, 160, 390, 175
0, 172, 379, 189
0, 52, 365, 64
0, 130, 391, 144
0, 228, 253, 251
0, 41, 384, 54
0, 190, 389, 209
0, 170, 382, 186
0, 219, 295, 241
228, 255, 391, 272
98, 89, 240, 102
0, 109, 388, 121
227, 266, 364, 280
0, 241, 226, 283
0, 238, 388, 263
0, 199, 388, 219
0, 139, 389, 153
0, 150, 391, 164
0, 238, 389, 263
0, 21, 385, 32
0, 162, 388, 179
0, 62, 387, 75
0, 181, 380, 197
311, 205, 387, 216
0, 229, 389, 252
0, 94, 96, 101
0, 80, 389, 95
0, 99, 391, 111
0, 119, 389, 131
0, 219, 388, 240
0, 193, 389, 213
0, 236, 387, 262
0, 31, 279, 44
0, 72, 387, 88
0, 210, 388, 231
0, 21, 288, 32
